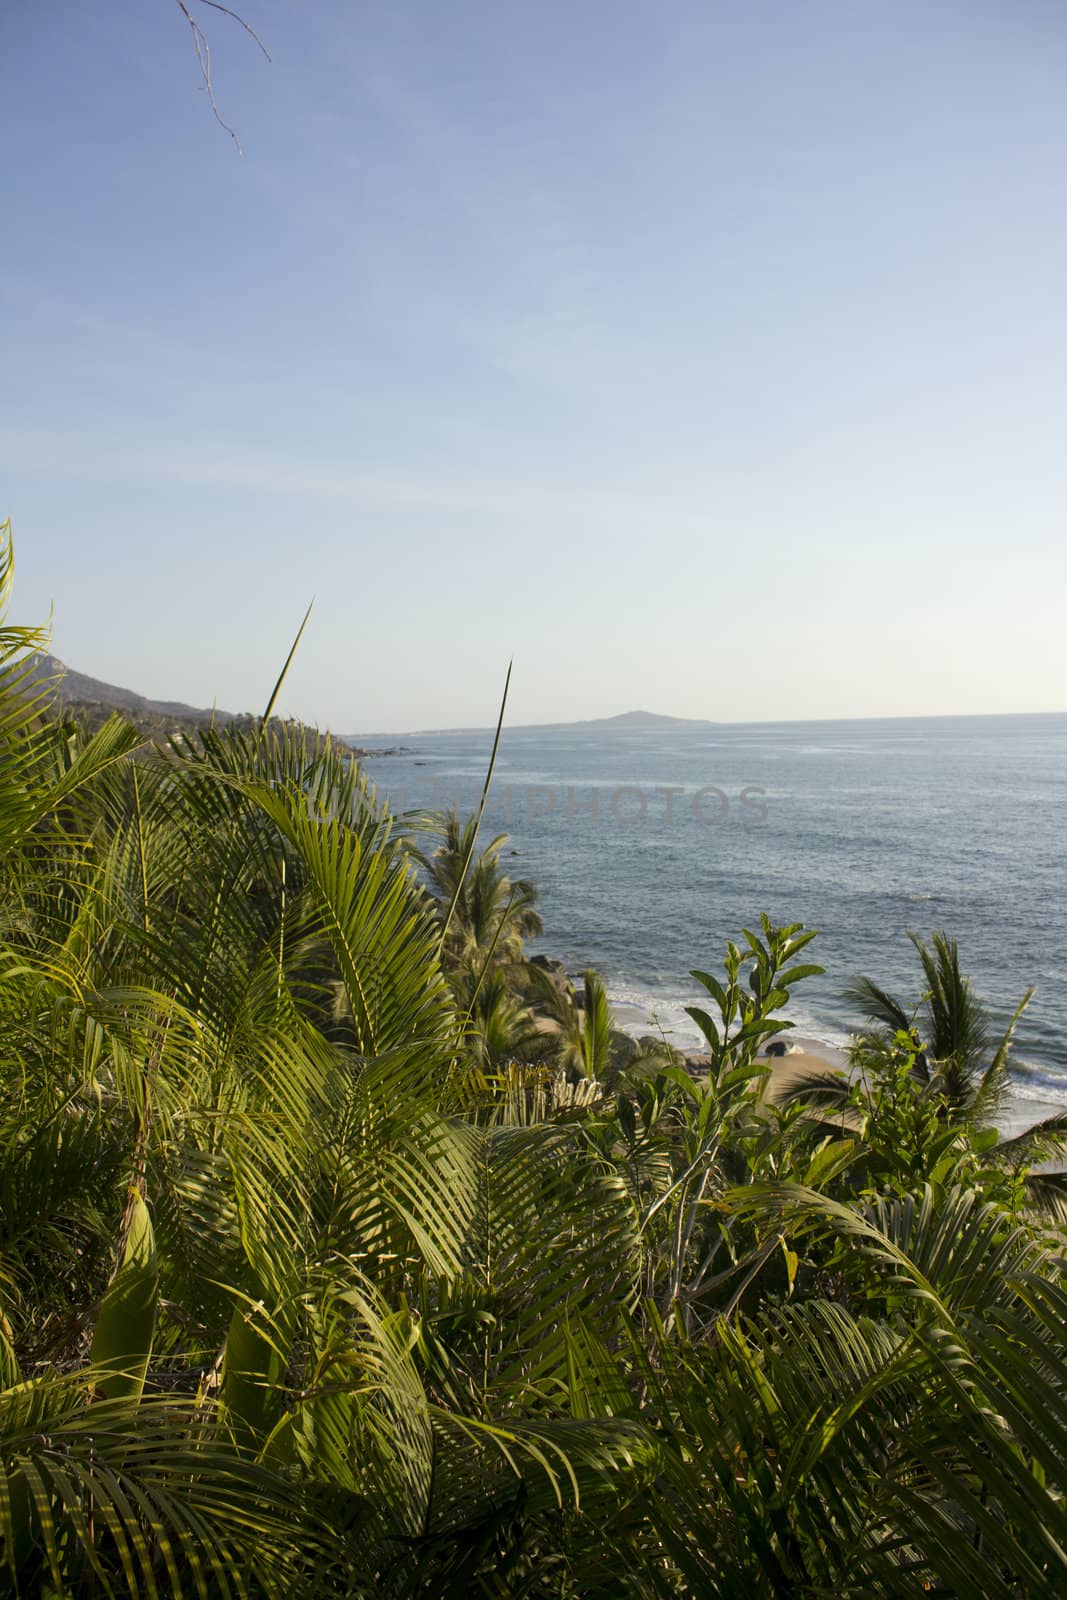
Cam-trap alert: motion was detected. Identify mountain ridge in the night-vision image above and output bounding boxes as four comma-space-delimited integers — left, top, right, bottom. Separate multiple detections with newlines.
24, 654, 408, 754
26, 654, 235, 726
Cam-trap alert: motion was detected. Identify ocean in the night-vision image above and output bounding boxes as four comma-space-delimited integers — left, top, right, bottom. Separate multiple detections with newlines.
359, 714, 1067, 1119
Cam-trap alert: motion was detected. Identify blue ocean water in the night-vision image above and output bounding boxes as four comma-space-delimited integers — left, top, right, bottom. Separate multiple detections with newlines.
359, 714, 1067, 1109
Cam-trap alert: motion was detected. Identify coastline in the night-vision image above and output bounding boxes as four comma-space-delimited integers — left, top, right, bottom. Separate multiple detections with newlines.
608, 995, 1064, 1141
367, 713, 1067, 1106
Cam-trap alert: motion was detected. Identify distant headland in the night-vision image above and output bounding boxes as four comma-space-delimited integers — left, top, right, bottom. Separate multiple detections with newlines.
552, 709, 718, 731
24, 654, 407, 755
386, 709, 720, 739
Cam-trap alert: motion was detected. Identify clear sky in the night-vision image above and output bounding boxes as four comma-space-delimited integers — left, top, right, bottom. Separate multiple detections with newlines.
3, 0, 1066, 731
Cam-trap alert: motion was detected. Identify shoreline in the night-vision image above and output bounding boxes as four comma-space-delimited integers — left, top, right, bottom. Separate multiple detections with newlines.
608, 998, 1065, 1141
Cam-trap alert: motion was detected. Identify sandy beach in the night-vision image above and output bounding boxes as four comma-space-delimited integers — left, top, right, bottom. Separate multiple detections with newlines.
756, 1043, 848, 1100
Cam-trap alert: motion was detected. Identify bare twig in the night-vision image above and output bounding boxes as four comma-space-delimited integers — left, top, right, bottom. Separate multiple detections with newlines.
189, 0, 271, 59
172, 0, 271, 152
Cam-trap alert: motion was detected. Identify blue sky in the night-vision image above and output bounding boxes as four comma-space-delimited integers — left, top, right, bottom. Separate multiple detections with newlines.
3, 0, 1066, 730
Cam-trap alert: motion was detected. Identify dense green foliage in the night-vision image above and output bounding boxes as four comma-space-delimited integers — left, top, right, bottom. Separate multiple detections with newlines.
1, 521, 1065, 1597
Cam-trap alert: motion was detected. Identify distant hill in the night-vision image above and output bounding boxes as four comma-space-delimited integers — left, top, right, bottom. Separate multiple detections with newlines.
27, 654, 407, 753
25, 654, 235, 734
392, 709, 719, 738
563, 710, 717, 731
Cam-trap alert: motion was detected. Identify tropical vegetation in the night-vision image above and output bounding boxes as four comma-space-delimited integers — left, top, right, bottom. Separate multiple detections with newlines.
1, 519, 1065, 1597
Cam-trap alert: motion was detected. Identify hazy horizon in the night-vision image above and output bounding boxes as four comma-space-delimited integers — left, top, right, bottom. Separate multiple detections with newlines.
5, 2, 1066, 728
349, 706, 1067, 739
31, 648, 1067, 737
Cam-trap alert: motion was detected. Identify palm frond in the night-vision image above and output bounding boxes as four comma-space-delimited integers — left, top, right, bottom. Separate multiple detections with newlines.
0, 1378, 333, 1598
969, 985, 1035, 1123
843, 974, 914, 1039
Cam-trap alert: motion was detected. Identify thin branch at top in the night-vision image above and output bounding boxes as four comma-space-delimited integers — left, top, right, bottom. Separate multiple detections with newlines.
172, 0, 271, 152
190, 0, 271, 61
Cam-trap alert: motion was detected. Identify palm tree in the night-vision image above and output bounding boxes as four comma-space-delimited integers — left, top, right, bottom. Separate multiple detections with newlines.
413, 811, 542, 973
0, 528, 649, 1594
847, 931, 1016, 1116
847, 931, 1067, 1152
630, 1182, 1067, 1598
778, 932, 1067, 1216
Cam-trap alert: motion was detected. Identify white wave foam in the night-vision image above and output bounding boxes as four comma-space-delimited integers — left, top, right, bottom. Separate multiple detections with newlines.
1008, 1070, 1067, 1108
605, 988, 1067, 1121
606, 984, 855, 1056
